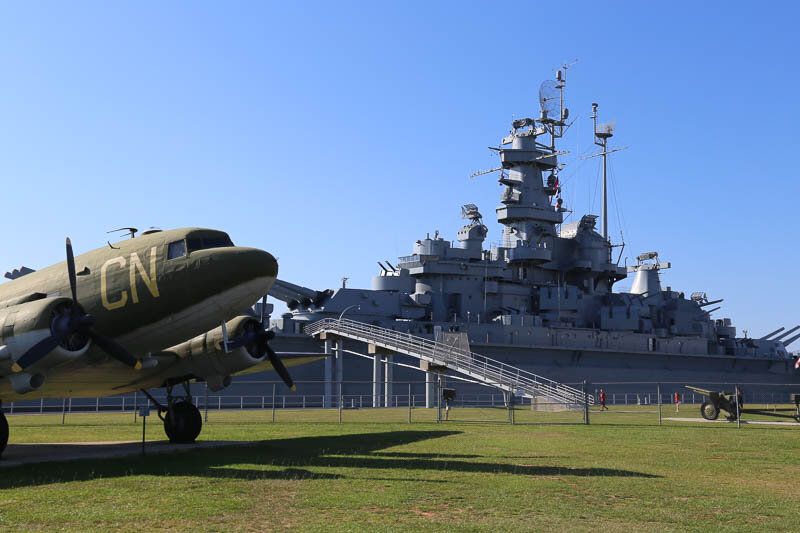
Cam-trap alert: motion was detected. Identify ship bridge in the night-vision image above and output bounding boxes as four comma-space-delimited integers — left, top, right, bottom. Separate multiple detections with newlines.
304, 318, 592, 409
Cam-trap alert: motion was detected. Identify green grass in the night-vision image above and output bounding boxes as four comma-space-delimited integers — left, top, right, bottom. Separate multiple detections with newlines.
1, 406, 799, 532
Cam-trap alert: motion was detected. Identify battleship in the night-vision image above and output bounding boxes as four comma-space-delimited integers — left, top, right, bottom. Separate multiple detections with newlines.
265, 67, 800, 397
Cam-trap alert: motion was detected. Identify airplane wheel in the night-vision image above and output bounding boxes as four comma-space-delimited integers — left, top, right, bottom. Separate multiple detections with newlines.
163, 401, 202, 444
0, 411, 8, 457
701, 401, 719, 421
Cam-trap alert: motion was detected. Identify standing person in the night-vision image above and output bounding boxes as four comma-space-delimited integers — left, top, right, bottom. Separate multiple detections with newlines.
600, 389, 608, 411
674, 391, 681, 413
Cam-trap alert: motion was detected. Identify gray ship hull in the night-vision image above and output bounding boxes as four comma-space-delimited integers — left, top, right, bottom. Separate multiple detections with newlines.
263, 335, 799, 400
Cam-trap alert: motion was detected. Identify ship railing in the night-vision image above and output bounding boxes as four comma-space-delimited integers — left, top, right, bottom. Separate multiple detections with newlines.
304, 318, 592, 408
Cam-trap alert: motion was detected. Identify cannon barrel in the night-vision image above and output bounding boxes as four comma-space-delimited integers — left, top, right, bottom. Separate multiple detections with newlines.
773, 325, 800, 342
760, 327, 785, 340
782, 332, 800, 347
268, 279, 321, 303
699, 298, 724, 307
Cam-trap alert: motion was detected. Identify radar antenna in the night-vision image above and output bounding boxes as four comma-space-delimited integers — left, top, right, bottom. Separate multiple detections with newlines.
461, 203, 484, 226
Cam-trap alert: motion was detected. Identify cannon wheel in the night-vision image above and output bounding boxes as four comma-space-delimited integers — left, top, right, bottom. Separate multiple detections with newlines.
701, 401, 719, 421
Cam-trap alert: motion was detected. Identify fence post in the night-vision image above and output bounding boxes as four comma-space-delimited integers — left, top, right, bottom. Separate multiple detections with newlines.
205, 383, 209, 423
339, 384, 343, 424
583, 380, 590, 425
62, 398, 66, 425
657, 383, 662, 425
408, 383, 412, 424
272, 384, 276, 423
736, 384, 741, 429
134, 392, 137, 423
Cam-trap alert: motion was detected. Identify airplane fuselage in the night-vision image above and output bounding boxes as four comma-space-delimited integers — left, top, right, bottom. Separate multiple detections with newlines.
0, 228, 278, 400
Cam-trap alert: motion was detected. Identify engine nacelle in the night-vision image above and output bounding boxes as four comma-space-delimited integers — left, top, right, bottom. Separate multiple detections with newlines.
165, 316, 265, 388
8, 372, 46, 395
0, 297, 91, 375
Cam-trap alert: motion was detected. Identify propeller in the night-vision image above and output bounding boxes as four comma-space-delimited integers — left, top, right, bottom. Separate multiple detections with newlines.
12, 238, 142, 372
224, 295, 295, 391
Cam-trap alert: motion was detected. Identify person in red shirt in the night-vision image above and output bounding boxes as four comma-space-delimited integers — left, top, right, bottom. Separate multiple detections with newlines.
674, 391, 681, 412
599, 389, 608, 411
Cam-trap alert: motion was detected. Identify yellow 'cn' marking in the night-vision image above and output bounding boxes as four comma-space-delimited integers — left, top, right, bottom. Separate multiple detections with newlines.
101, 256, 128, 310
129, 247, 160, 303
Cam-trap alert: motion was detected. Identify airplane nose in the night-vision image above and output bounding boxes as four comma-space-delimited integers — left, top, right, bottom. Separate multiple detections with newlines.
236, 247, 279, 282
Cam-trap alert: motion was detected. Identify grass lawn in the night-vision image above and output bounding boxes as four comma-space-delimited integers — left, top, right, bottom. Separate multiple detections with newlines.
0, 406, 798, 532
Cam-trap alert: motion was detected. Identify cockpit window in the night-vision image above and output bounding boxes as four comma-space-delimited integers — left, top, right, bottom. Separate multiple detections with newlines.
167, 240, 186, 259
187, 235, 234, 253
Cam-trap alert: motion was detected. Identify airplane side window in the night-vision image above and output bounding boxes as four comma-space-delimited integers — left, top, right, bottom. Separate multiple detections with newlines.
187, 236, 234, 253
168, 240, 186, 259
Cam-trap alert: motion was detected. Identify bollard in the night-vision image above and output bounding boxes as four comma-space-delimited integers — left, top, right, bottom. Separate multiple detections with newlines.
272, 384, 276, 423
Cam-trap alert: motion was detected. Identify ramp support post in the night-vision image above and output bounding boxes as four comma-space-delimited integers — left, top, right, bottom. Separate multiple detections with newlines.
336, 340, 344, 408
372, 354, 382, 407
384, 354, 393, 407
324, 338, 333, 409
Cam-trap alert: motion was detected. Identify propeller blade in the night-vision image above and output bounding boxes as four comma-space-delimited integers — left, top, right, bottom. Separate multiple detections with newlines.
11, 332, 67, 372
264, 343, 295, 391
221, 321, 230, 353
89, 330, 142, 370
65, 238, 78, 306
259, 295, 267, 325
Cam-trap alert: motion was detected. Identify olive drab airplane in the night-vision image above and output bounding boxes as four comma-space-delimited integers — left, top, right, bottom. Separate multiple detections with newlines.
0, 228, 316, 456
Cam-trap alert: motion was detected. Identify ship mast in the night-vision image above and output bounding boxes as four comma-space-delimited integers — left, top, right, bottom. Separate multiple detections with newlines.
586, 103, 626, 242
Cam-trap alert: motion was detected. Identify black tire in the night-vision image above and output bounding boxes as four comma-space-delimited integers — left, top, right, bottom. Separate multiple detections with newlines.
0, 411, 8, 458
163, 401, 202, 443
701, 401, 719, 421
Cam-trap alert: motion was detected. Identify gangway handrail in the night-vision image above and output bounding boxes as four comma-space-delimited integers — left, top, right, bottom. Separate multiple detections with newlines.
304, 318, 592, 407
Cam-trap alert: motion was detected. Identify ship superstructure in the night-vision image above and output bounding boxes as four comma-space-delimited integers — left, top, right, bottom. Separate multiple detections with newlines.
268, 68, 798, 386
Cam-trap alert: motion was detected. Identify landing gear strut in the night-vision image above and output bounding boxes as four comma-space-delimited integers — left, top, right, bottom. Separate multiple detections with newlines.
142, 381, 202, 444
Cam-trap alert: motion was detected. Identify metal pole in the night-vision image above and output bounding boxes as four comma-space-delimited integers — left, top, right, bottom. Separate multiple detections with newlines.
657, 383, 662, 425
272, 384, 276, 423
583, 380, 590, 425
61, 398, 66, 425
736, 384, 741, 429
134, 391, 137, 423
436, 374, 442, 424
408, 383, 412, 424
602, 138, 608, 240
338, 383, 343, 424
141, 405, 146, 456
204, 382, 209, 423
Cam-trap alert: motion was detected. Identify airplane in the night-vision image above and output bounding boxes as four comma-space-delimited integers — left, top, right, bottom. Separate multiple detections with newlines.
0, 228, 318, 457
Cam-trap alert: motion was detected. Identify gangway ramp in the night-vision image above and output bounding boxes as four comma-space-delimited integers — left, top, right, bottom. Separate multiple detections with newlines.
304, 318, 592, 409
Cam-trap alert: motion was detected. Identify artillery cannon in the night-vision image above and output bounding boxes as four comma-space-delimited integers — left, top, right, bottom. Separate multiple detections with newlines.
685, 386, 743, 421
685, 386, 800, 423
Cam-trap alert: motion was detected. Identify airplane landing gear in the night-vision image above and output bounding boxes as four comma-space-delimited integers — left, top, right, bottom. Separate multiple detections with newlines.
143, 381, 202, 444
0, 410, 8, 457
163, 401, 202, 444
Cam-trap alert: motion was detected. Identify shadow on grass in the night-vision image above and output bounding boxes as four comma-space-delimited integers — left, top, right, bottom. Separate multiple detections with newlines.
0, 429, 659, 488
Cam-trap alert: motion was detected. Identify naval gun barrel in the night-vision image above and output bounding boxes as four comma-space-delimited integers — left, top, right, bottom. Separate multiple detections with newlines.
782, 332, 800, 348
268, 279, 328, 309
760, 327, 786, 340
772, 325, 800, 342
699, 299, 724, 307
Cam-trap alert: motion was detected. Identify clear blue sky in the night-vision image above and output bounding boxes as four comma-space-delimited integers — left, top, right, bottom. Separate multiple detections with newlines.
1, 2, 798, 337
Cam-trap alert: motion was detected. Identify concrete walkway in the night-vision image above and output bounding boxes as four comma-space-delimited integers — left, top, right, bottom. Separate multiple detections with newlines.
0, 439, 255, 468
664, 417, 800, 427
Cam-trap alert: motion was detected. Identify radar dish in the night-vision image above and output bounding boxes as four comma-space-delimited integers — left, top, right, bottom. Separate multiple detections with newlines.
597, 120, 616, 135
538, 80, 560, 121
